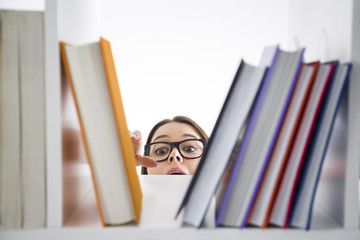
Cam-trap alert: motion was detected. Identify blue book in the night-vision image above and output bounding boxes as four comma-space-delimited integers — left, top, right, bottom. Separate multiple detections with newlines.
289, 62, 352, 230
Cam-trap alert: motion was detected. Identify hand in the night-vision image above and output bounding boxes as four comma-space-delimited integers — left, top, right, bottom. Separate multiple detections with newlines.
130, 130, 158, 168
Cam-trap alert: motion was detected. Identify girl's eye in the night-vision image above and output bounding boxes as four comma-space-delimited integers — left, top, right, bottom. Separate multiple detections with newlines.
155, 148, 168, 156
183, 146, 196, 153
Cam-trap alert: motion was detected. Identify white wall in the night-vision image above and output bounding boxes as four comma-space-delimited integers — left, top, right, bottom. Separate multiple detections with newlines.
288, 0, 352, 62
0, 0, 44, 10
57, 0, 100, 45
98, 0, 289, 140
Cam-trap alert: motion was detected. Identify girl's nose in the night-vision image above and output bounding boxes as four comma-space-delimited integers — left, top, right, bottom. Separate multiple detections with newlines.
168, 148, 183, 164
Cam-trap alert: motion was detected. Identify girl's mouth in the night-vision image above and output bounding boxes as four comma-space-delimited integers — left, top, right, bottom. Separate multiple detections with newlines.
166, 167, 187, 175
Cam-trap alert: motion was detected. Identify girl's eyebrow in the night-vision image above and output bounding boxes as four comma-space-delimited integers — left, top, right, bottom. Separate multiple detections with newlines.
153, 134, 169, 142
153, 133, 198, 142
182, 134, 197, 139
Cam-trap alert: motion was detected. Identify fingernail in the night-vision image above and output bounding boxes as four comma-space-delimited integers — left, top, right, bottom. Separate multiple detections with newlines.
130, 133, 137, 139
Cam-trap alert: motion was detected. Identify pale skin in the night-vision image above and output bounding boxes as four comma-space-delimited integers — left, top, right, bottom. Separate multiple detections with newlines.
131, 122, 202, 175
131, 130, 158, 168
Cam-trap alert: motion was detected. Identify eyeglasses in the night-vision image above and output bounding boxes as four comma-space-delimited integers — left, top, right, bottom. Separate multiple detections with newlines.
144, 139, 207, 162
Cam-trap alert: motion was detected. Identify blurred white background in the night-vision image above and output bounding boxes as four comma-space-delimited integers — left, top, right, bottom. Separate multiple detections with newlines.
2, 0, 352, 144
97, 0, 289, 139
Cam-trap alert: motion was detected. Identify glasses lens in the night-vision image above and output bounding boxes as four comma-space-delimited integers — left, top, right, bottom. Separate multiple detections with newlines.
148, 143, 171, 161
179, 140, 204, 159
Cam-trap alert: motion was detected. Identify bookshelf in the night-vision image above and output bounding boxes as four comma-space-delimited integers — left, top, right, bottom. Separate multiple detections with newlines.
0, 0, 359, 239
1, 228, 360, 240
44, 0, 62, 228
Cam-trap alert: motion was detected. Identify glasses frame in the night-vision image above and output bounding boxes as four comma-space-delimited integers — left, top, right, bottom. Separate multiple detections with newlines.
144, 138, 207, 162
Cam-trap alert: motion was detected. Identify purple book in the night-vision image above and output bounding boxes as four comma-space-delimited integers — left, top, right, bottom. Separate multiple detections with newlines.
177, 59, 268, 227
216, 46, 304, 228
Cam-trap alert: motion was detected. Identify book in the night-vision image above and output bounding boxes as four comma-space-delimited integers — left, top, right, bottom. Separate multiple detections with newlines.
176, 59, 268, 227
216, 46, 304, 228
0, 10, 46, 229
0, 10, 22, 229
139, 175, 193, 228
269, 62, 336, 227
248, 62, 319, 228
139, 175, 215, 228
289, 62, 352, 229
18, 10, 46, 229
60, 38, 142, 226
214, 46, 278, 226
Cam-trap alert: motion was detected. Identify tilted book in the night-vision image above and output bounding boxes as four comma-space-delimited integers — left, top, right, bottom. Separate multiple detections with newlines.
176, 59, 267, 227
60, 38, 142, 226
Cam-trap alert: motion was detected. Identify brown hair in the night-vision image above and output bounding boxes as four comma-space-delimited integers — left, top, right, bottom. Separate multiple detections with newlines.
141, 116, 208, 174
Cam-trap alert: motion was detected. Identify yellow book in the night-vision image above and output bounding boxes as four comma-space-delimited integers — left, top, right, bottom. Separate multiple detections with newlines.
60, 38, 142, 226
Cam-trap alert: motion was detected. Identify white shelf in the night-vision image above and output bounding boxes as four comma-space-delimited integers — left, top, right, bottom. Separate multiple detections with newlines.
2, 195, 360, 239
1, 228, 360, 240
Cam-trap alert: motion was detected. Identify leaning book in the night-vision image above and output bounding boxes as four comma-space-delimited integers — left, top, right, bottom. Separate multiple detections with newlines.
177, 59, 267, 227
60, 38, 142, 226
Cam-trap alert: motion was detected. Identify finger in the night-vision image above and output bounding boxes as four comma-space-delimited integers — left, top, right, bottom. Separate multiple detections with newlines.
130, 130, 142, 153
136, 155, 158, 168
130, 130, 141, 140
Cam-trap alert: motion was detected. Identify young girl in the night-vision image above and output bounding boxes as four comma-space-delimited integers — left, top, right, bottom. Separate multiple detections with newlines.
131, 116, 208, 175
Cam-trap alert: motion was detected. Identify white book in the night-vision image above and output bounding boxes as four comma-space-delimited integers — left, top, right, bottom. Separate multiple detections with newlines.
61, 38, 142, 226
18, 10, 46, 229
0, 10, 46, 229
139, 175, 214, 228
0, 10, 22, 229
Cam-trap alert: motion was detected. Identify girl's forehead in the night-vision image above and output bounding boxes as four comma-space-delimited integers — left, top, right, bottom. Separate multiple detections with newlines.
152, 122, 200, 141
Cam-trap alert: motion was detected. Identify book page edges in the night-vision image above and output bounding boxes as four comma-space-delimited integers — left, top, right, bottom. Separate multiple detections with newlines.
99, 38, 142, 223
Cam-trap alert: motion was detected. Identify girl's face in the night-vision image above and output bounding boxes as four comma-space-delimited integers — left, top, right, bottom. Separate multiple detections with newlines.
147, 122, 203, 175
